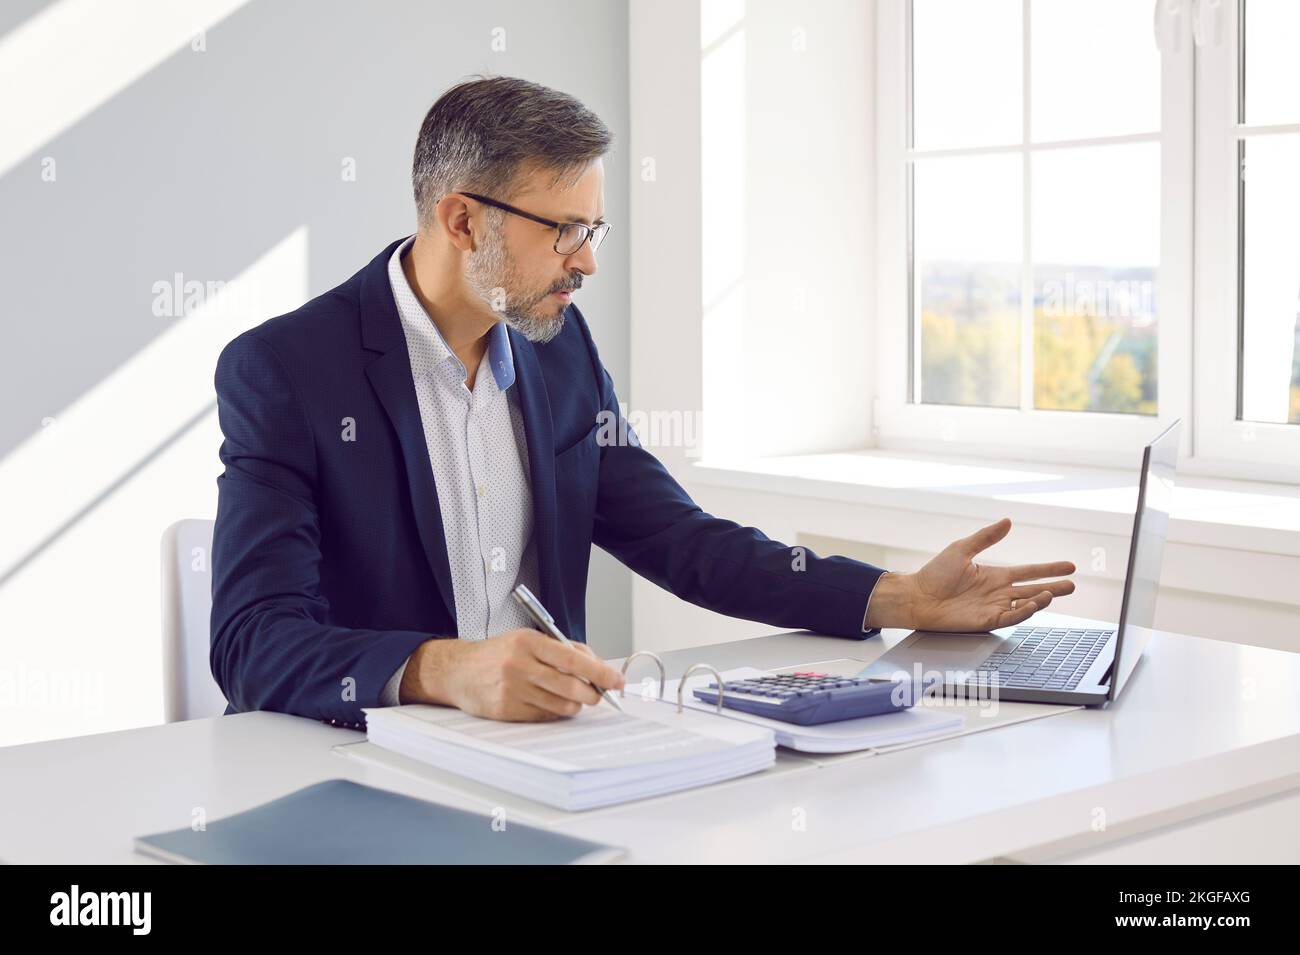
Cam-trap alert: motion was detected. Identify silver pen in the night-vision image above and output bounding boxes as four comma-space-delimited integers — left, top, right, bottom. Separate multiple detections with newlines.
511, 583, 624, 713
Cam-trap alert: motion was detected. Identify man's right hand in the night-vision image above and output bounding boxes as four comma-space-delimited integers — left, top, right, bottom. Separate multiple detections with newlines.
398, 629, 626, 721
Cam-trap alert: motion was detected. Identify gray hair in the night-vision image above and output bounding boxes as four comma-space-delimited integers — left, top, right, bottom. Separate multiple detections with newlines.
411, 75, 613, 228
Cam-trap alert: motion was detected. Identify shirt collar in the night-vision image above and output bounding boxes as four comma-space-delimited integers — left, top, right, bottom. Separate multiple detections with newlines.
387, 234, 516, 391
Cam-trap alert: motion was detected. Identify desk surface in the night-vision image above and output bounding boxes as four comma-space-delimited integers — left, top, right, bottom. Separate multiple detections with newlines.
3, 612, 1299, 864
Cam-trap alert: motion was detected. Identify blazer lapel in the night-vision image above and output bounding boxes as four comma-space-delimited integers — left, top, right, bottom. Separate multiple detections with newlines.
355, 237, 568, 638
359, 239, 457, 627
508, 327, 567, 632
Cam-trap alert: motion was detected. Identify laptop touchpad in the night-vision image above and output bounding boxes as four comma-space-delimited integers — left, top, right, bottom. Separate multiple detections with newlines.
860, 631, 1011, 681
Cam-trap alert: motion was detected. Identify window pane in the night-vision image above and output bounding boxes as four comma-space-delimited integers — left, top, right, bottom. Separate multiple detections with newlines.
1032, 143, 1159, 414
915, 154, 1022, 408
913, 0, 1021, 150
1240, 135, 1300, 425
1031, 0, 1160, 142
1243, 0, 1300, 127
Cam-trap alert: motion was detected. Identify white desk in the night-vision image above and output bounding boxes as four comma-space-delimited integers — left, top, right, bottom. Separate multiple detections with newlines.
3, 611, 1299, 864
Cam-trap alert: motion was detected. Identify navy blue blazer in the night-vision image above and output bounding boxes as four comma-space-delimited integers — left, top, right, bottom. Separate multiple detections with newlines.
210, 237, 887, 727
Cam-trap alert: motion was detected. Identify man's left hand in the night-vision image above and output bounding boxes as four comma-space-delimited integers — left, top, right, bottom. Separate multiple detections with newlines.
867, 518, 1076, 632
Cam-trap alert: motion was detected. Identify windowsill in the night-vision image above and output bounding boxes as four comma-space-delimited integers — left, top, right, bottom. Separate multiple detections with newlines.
688, 448, 1300, 559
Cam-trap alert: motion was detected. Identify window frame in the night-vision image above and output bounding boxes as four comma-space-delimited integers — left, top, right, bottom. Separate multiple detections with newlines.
875, 0, 1196, 474
1192, 0, 1300, 482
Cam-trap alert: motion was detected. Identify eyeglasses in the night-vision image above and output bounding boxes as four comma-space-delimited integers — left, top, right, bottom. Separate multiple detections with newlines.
456, 191, 611, 255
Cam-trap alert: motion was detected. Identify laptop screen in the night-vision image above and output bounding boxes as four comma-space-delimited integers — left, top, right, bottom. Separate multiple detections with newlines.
1109, 419, 1180, 701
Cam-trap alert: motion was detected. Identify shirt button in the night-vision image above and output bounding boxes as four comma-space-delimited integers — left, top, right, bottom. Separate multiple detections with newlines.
477, 484, 485, 497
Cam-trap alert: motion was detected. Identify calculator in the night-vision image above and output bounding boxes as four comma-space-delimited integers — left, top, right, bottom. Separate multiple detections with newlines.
692, 671, 910, 726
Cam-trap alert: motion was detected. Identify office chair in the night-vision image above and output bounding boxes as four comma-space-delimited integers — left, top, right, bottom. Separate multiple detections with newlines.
160, 518, 228, 722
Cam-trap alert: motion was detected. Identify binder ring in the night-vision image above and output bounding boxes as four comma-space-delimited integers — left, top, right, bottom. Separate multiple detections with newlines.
678, 663, 725, 714
619, 651, 666, 700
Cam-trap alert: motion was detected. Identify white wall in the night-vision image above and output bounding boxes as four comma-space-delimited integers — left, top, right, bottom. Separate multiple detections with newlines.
629, 0, 879, 655
0, 0, 632, 746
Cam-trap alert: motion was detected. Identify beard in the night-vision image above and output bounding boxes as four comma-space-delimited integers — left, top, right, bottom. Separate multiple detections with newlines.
464, 225, 571, 344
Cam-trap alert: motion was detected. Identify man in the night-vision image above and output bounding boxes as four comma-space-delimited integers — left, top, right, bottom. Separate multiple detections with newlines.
210, 76, 1076, 729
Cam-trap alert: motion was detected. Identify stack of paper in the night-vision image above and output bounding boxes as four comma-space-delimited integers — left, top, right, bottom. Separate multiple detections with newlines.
661, 667, 965, 753
362, 697, 776, 811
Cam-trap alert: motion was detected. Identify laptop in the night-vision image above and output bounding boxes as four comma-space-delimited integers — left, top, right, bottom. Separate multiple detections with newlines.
860, 419, 1180, 707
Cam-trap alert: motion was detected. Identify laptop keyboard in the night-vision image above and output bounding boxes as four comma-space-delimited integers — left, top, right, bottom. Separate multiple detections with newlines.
968, 627, 1113, 691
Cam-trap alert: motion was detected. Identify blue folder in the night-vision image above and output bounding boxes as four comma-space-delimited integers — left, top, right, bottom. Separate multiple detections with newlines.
134, 779, 624, 864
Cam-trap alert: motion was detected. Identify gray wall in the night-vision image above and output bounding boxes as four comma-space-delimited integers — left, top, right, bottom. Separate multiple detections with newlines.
0, 0, 632, 655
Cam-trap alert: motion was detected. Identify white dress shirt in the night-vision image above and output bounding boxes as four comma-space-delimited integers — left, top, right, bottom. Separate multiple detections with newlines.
379, 235, 541, 705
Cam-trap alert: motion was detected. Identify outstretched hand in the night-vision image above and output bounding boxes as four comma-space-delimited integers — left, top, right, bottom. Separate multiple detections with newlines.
889, 518, 1077, 632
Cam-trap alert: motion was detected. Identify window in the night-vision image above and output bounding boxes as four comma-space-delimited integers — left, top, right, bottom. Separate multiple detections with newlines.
877, 0, 1300, 482
911, 0, 1161, 417
1194, 0, 1300, 478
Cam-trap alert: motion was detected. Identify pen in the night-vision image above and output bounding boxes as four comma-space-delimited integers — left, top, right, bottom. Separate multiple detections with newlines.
511, 583, 624, 713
